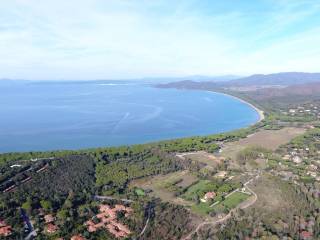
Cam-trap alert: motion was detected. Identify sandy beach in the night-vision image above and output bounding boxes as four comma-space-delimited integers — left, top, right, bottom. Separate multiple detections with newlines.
209, 91, 265, 123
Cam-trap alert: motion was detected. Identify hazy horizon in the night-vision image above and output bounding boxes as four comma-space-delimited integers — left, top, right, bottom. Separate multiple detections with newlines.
1, 0, 320, 80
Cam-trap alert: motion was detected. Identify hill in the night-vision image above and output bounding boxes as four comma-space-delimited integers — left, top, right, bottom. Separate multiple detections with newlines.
157, 72, 320, 89
226, 72, 320, 86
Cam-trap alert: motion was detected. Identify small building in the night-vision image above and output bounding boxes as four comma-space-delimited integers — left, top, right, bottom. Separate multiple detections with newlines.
283, 154, 290, 160
240, 187, 247, 193
44, 214, 55, 223
300, 231, 313, 240
292, 156, 302, 164
307, 171, 317, 178
200, 192, 216, 202
0, 224, 12, 237
215, 171, 228, 178
46, 223, 58, 234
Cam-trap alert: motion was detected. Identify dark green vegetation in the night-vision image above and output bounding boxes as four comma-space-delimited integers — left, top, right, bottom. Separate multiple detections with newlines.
2, 76, 320, 239
140, 201, 197, 240
0, 125, 265, 239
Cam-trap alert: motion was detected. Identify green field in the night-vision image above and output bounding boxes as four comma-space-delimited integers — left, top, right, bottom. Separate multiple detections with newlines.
213, 192, 249, 211
182, 180, 217, 201
135, 188, 146, 196
191, 202, 213, 215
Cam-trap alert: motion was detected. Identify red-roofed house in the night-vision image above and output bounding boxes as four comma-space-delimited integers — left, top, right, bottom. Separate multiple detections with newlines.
71, 235, 85, 240
0, 225, 12, 237
201, 192, 216, 202
300, 231, 313, 240
46, 223, 58, 234
85, 204, 133, 238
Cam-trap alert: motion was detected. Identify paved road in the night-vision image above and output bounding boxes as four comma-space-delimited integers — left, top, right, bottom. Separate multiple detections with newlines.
94, 195, 133, 203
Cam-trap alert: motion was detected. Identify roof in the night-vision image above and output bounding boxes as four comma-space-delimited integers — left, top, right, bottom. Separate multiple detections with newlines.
44, 214, 55, 223
300, 231, 313, 239
204, 192, 216, 199
85, 204, 133, 238
0, 226, 12, 236
71, 235, 85, 240
46, 223, 58, 233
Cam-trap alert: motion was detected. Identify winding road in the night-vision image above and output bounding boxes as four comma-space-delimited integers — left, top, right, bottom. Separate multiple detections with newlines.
182, 175, 259, 240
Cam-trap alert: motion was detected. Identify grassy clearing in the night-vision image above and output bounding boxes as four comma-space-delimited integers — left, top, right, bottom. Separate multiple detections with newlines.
135, 188, 145, 196
182, 180, 216, 201
182, 151, 223, 168
191, 202, 213, 215
213, 192, 249, 212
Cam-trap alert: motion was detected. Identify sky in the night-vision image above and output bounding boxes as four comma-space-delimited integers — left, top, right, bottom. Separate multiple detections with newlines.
0, 0, 320, 80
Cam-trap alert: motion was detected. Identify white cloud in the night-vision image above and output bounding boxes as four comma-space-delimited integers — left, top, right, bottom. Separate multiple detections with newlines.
0, 0, 319, 79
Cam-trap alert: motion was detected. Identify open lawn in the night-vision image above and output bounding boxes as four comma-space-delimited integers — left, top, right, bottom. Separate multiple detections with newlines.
182, 180, 215, 201
177, 151, 224, 168
191, 203, 213, 216
213, 192, 250, 212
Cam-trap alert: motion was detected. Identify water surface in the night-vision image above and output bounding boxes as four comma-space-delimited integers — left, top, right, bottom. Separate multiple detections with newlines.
0, 82, 259, 152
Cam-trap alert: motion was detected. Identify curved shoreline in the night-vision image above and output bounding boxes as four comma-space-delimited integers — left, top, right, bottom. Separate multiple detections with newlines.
207, 91, 265, 123
0, 87, 264, 153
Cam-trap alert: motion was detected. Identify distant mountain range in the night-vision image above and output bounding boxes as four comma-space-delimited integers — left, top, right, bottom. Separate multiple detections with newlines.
247, 81, 320, 100
225, 72, 320, 86
0, 75, 239, 85
157, 72, 320, 89
1, 72, 320, 87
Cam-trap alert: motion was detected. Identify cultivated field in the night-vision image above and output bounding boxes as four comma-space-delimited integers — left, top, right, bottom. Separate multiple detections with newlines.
220, 127, 306, 159
177, 151, 224, 167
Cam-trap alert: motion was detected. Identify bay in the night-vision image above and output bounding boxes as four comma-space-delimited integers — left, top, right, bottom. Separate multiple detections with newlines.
0, 81, 259, 152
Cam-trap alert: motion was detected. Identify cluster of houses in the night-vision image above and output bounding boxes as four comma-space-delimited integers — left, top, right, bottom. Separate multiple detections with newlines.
297, 216, 316, 240
282, 147, 320, 181
282, 147, 309, 164
283, 102, 320, 118
43, 214, 59, 234
0, 219, 12, 237
85, 204, 133, 238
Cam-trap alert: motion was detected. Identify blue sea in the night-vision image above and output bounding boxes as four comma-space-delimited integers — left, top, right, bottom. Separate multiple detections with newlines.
0, 81, 259, 153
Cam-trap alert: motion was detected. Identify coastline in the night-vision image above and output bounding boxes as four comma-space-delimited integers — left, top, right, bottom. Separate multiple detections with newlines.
207, 91, 265, 123
0, 87, 264, 154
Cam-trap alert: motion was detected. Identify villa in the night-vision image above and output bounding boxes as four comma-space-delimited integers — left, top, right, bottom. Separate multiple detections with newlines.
0, 220, 12, 237
200, 192, 216, 202
45, 223, 58, 234
71, 235, 86, 240
44, 214, 55, 223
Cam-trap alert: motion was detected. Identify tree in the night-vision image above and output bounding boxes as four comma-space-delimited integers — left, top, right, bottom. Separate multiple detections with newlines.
40, 199, 52, 211
22, 199, 32, 211
57, 209, 68, 221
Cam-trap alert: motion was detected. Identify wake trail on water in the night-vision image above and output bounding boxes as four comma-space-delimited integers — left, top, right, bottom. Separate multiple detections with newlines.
111, 112, 130, 134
